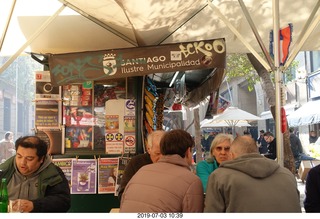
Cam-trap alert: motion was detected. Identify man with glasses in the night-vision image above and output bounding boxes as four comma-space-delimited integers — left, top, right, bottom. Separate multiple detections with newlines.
263, 131, 277, 160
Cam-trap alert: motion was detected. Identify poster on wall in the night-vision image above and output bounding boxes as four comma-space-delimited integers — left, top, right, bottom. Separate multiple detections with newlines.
65, 126, 93, 149
35, 100, 61, 129
105, 100, 124, 154
71, 159, 97, 194
35, 71, 61, 100
63, 106, 95, 126
98, 158, 118, 194
35, 71, 62, 130
105, 99, 136, 154
124, 100, 136, 154
52, 158, 73, 189
35, 127, 65, 155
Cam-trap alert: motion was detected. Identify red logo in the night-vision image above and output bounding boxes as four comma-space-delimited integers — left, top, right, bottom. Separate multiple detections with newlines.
125, 136, 135, 146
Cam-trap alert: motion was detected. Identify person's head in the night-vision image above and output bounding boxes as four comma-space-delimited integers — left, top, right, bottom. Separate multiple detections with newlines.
289, 127, 294, 133
263, 131, 274, 143
15, 136, 48, 176
310, 131, 316, 137
259, 130, 265, 136
147, 130, 165, 163
110, 168, 116, 176
209, 133, 234, 164
4, 131, 13, 141
160, 129, 194, 165
230, 135, 258, 159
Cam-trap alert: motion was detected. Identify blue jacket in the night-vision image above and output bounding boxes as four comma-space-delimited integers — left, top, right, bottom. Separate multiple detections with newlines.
196, 157, 219, 192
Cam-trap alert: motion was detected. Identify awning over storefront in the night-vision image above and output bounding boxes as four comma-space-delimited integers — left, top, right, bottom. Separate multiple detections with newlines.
48, 38, 226, 86
287, 100, 320, 127
260, 104, 296, 120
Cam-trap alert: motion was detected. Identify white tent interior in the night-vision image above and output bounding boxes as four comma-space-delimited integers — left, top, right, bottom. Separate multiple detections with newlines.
1, 0, 320, 60
1, 0, 320, 165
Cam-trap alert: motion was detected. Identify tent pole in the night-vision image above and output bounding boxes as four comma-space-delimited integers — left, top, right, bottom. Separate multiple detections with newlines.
238, 0, 275, 71
0, 0, 16, 53
232, 125, 236, 138
207, 0, 271, 72
0, 5, 66, 76
273, 0, 284, 167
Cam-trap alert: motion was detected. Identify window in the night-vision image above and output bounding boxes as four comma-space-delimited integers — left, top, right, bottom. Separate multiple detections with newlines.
3, 97, 11, 131
18, 102, 23, 132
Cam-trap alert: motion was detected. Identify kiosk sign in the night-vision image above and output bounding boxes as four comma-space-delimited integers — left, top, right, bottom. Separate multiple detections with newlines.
48, 39, 226, 86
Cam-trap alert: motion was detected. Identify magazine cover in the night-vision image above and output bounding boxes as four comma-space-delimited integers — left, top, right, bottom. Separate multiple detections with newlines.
115, 157, 131, 196
71, 159, 97, 194
98, 158, 119, 194
52, 158, 73, 189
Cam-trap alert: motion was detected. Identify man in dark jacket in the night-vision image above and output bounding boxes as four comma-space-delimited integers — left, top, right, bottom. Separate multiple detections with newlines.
289, 128, 315, 170
0, 136, 70, 212
304, 164, 320, 212
256, 130, 268, 154
117, 130, 165, 201
289, 128, 304, 169
309, 131, 318, 144
263, 132, 277, 160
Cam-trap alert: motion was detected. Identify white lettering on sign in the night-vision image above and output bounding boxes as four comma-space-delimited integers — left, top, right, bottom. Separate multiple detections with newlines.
179, 40, 225, 58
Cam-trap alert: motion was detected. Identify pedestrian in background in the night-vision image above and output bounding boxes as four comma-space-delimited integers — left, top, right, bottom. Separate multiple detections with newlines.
289, 128, 315, 170
0, 131, 16, 163
309, 131, 318, 144
256, 130, 268, 154
263, 131, 277, 160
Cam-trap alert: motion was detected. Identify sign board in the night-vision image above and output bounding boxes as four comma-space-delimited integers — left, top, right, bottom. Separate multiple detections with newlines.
48, 39, 226, 86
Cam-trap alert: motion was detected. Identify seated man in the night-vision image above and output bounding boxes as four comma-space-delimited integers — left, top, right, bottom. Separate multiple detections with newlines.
289, 128, 315, 170
117, 130, 165, 201
0, 136, 71, 212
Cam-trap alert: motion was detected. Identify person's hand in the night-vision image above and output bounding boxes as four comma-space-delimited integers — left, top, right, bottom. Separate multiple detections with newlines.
18, 199, 34, 213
